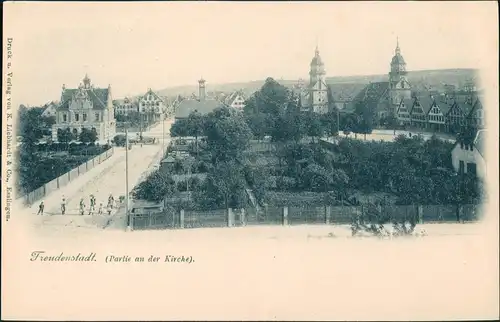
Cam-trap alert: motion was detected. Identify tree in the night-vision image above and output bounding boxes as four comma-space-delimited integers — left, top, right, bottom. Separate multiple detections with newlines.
112, 134, 127, 147
18, 106, 45, 147
381, 114, 399, 135
204, 106, 253, 164
79, 128, 97, 144
170, 118, 190, 137
243, 77, 291, 139
321, 110, 340, 138
304, 112, 325, 143
354, 101, 374, 140
57, 128, 74, 150
132, 170, 176, 202
186, 110, 205, 157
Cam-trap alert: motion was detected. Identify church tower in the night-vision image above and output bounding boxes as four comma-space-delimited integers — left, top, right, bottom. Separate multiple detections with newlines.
198, 77, 206, 101
388, 38, 412, 110
308, 46, 329, 114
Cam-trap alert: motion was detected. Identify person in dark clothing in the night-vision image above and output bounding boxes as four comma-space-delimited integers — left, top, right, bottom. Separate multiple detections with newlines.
37, 201, 45, 215
61, 197, 66, 215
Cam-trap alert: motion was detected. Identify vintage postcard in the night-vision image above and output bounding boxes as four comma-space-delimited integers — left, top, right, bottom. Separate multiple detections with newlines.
2, 1, 499, 320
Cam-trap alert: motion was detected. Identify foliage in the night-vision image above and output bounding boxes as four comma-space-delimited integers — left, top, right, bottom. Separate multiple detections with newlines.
112, 134, 127, 147
18, 106, 51, 147
79, 127, 98, 144
204, 106, 253, 163
170, 118, 190, 137
132, 170, 176, 202
194, 160, 248, 210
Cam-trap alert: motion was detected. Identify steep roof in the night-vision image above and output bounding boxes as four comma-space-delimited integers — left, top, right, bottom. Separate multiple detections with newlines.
140, 89, 165, 103
452, 94, 475, 116
58, 87, 110, 110
328, 83, 367, 101
467, 94, 484, 118
175, 98, 221, 119
353, 81, 390, 114
224, 90, 246, 106
414, 93, 433, 114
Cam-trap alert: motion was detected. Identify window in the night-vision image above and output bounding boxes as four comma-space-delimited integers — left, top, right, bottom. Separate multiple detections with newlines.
95, 113, 99, 121
62, 114, 67, 122
83, 113, 87, 122
459, 160, 465, 174
75, 114, 79, 121
467, 162, 477, 176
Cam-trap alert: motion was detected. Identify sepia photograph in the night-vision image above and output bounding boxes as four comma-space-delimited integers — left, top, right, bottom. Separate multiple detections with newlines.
2, 1, 499, 320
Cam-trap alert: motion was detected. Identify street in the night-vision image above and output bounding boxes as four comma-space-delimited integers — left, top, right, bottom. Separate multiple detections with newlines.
322, 129, 456, 143
17, 118, 174, 234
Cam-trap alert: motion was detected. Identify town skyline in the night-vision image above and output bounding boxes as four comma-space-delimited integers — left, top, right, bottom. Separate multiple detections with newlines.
5, 1, 496, 106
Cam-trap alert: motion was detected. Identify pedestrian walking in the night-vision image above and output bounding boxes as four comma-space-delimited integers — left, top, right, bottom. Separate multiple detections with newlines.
37, 201, 45, 215
106, 203, 112, 215
89, 195, 96, 215
61, 197, 66, 215
98, 203, 103, 215
108, 194, 115, 209
79, 198, 85, 216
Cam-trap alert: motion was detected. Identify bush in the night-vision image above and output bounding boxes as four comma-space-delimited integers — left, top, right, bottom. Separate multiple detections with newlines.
276, 176, 296, 191
112, 134, 127, 147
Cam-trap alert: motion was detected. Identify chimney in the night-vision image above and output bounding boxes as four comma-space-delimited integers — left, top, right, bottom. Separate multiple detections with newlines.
198, 78, 206, 101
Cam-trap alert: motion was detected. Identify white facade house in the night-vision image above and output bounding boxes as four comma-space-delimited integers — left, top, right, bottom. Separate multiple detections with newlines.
115, 97, 139, 115
41, 102, 58, 118
451, 129, 486, 180
224, 91, 247, 110
138, 88, 165, 120
51, 74, 116, 143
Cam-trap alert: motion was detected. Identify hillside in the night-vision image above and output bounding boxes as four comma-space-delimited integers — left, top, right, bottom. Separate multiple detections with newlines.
150, 68, 479, 99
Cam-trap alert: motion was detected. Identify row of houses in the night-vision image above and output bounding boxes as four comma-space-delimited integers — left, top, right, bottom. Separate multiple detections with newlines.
113, 88, 173, 119
396, 89, 484, 132
174, 78, 247, 120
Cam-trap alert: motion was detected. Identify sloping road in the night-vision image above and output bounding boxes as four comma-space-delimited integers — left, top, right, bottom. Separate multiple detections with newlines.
19, 119, 174, 235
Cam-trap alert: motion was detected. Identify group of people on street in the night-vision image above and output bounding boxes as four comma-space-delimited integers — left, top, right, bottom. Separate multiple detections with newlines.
37, 194, 117, 216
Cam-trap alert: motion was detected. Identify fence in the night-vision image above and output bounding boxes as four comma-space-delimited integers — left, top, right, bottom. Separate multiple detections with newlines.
18, 148, 115, 206
130, 203, 482, 231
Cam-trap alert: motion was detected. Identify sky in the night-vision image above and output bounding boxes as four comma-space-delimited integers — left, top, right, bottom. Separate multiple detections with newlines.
4, 1, 498, 106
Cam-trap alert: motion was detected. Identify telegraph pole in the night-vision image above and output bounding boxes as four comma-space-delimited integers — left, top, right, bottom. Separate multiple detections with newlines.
125, 119, 131, 231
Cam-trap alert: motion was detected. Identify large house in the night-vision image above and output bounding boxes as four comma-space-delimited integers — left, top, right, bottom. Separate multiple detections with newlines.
174, 78, 222, 121
115, 97, 139, 115
51, 74, 116, 143
138, 88, 166, 121
451, 129, 486, 180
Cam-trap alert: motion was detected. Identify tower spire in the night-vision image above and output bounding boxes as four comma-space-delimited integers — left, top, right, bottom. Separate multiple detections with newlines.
395, 36, 401, 55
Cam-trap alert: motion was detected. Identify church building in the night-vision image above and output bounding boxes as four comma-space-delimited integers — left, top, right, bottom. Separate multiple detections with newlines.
300, 46, 329, 114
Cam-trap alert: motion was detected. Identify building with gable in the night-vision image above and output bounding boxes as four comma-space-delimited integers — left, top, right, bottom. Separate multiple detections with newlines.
115, 96, 139, 115
451, 129, 486, 180
224, 90, 247, 110
41, 101, 58, 118
138, 88, 166, 121
300, 46, 329, 114
51, 74, 116, 143
174, 78, 222, 121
